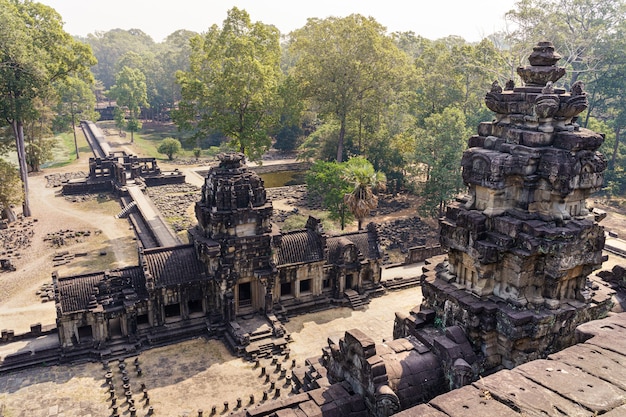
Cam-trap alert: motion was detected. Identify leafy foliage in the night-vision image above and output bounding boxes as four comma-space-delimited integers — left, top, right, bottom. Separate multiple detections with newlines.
157, 137, 182, 160
109, 66, 148, 142
290, 14, 416, 162
413, 107, 467, 217
306, 161, 353, 230
0, 0, 95, 215
174, 7, 281, 161
0, 160, 21, 212
342, 157, 387, 230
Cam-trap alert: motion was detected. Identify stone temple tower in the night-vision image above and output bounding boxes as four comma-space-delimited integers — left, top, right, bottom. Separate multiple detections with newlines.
189, 152, 276, 322
398, 42, 614, 372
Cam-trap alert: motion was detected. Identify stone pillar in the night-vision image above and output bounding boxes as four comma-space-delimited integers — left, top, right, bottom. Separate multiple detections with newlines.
224, 291, 235, 323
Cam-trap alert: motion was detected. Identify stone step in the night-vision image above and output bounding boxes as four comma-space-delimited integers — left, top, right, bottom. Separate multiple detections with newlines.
344, 289, 367, 310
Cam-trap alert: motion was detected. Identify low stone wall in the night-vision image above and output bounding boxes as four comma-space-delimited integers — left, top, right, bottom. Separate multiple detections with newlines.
404, 245, 446, 264
0, 323, 57, 344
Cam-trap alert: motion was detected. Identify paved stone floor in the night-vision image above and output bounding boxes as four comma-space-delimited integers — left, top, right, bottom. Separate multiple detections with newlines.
0, 286, 423, 417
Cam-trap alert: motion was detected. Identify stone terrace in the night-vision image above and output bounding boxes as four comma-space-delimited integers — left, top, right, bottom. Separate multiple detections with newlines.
394, 313, 626, 417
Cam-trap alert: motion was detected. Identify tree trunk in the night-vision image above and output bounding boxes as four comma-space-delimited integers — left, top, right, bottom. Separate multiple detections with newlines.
337, 116, 346, 163
611, 126, 620, 171
11, 120, 31, 217
2, 207, 17, 223
71, 109, 79, 159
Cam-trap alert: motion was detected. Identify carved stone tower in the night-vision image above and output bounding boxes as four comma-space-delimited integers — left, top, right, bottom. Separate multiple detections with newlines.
189, 152, 276, 320
401, 42, 613, 372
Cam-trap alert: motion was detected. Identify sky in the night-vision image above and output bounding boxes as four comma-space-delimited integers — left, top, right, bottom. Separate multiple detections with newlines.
38, 0, 519, 43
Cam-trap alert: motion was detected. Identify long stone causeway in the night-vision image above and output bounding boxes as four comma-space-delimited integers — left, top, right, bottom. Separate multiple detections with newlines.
80, 121, 181, 249
125, 184, 180, 248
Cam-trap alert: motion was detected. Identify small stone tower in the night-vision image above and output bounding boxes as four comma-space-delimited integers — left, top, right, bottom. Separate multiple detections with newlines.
398, 42, 613, 372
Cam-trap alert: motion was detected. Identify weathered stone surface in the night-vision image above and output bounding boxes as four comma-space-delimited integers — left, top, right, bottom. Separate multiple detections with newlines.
473, 369, 589, 417
549, 344, 626, 391
514, 359, 625, 413
429, 384, 520, 416
390, 404, 448, 417
603, 404, 626, 417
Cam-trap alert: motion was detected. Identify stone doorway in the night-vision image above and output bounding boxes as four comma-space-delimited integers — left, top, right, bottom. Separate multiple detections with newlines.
238, 282, 252, 309
346, 274, 354, 290
109, 317, 123, 338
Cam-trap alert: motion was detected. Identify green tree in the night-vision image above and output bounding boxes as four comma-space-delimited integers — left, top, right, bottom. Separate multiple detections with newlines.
306, 161, 353, 230
0, 0, 96, 216
109, 66, 148, 142
0, 160, 21, 221
342, 157, 387, 230
414, 107, 467, 217
83, 28, 155, 89
289, 14, 416, 162
53, 77, 99, 159
157, 137, 182, 160
175, 7, 281, 161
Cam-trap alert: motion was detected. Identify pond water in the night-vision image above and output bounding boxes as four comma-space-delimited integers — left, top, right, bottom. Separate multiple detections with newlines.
259, 170, 306, 188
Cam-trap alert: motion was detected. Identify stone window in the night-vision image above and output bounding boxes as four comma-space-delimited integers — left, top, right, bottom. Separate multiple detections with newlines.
77, 325, 93, 341
281, 282, 292, 297
300, 279, 311, 294
137, 314, 149, 327
188, 299, 203, 315
323, 278, 331, 289
164, 303, 181, 319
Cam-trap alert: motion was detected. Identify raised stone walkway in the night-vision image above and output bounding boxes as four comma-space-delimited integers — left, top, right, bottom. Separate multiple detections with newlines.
395, 313, 626, 417
126, 184, 180, 248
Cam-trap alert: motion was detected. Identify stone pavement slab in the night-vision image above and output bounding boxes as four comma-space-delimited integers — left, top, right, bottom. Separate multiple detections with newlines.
429, 384, 520, 416
391, 403, 448, 417
603, 404, 626, 417
514, 359, 626, 414
549, 343, 626, 391
473, 369, 589, 417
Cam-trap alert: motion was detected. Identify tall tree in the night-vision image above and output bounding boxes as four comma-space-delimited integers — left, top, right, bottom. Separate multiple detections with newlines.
0, 0, 95, 216
175, 7, 281, 161
0, 160, 21, 221
342, 157, 386, 230
53, 77, 99, 159
289, 14, 415, 162
414, 106, 468, 217
306, 160, 353, 230
109, 66, 148, 142
83, 28, 155, 89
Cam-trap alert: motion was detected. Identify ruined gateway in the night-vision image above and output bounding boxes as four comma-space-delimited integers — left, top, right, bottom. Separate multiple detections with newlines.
312, 42, 614, 416
54, 152, 383, 357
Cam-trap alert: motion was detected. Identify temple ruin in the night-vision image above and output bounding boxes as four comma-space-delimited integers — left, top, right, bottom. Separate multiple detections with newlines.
54, 152, 384, 359
303, 42, 615, 417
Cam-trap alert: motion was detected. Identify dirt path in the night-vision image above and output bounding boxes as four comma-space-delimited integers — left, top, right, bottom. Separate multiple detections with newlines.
0, 159, 136, 333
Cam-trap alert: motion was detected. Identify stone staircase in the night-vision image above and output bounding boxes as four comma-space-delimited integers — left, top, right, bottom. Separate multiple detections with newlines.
381, 275, 422, 291
115, 201, 137, 218
344, 289, 366, 310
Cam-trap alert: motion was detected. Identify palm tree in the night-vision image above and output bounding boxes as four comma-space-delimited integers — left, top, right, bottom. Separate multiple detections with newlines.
343, 157, 387, 230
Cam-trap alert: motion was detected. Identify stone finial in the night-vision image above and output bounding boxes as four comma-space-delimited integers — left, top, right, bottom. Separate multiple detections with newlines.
217, 152, 245, 167
505, 79, 515, 91
528, 41, 562, 66
571, 80, 585, 96
517, 41, 566, 86
490, 80, 503, 94
541, 81, 555, 95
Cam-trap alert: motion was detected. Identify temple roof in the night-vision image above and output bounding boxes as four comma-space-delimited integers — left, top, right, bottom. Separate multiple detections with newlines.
142, 244, 208, 287
275, 229, 325, 266
328, 230, 381, 263
56, 266, 146, 313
